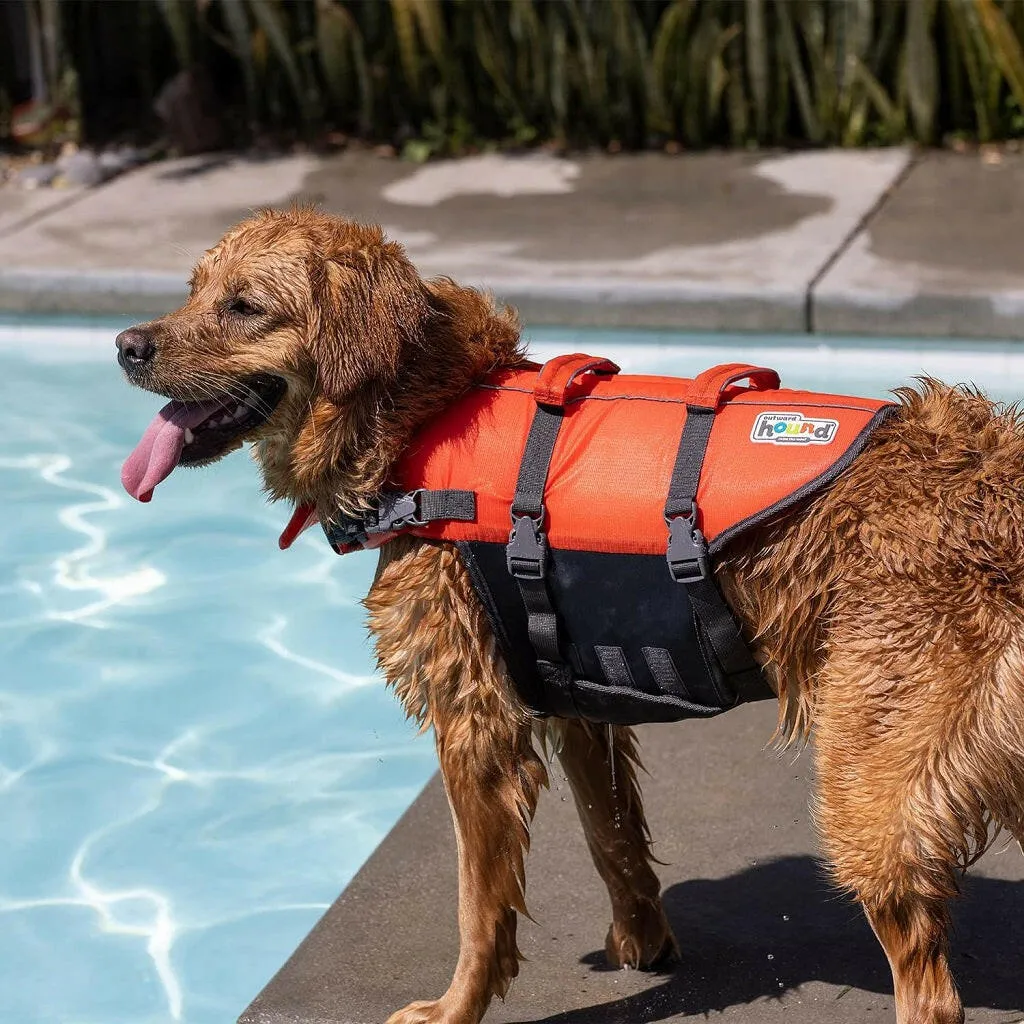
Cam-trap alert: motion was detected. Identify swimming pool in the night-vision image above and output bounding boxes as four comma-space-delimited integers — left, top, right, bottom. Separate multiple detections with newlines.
3, 318, 1024, 1024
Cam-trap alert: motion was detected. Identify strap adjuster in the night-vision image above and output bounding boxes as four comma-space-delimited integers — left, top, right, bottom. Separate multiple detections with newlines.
372, 489, 426, 532
666, 504, 709, 583
507, 514, 548, 579
323, 516, 369, 551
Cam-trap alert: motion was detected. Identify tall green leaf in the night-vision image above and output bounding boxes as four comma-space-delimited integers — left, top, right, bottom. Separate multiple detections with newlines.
221, 0, 258, 126
976, 0, 1024, 114
156, 0, 193, 68
247, 0, 312, 123
389, 0, 420, 91
775, 0, 822, 142
744, 0, 769, 139
904, 0, 939, 141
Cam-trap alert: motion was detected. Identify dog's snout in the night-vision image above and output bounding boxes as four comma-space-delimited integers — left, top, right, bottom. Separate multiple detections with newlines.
116, 328, 156, 370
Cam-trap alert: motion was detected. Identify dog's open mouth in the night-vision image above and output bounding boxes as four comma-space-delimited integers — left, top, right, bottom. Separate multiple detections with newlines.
121, 374, 286, 502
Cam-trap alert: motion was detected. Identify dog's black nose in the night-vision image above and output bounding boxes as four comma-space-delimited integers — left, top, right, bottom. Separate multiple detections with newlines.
116, 328, 156, 369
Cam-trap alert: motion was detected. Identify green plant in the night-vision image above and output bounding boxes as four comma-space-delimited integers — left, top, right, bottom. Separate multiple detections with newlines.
47, 0, 1024, 152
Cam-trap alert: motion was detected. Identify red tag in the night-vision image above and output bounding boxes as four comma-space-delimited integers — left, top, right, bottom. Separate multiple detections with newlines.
279, 503, 319, 550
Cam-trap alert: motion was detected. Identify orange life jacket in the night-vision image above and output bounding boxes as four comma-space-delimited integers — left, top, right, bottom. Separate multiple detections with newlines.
283, 355, 895, 725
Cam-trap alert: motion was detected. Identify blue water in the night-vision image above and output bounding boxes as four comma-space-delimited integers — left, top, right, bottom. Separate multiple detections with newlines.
3, 317, 1024, 1024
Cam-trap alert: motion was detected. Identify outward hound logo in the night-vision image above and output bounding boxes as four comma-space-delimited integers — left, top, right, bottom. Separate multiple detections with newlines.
751, 411, 839, 445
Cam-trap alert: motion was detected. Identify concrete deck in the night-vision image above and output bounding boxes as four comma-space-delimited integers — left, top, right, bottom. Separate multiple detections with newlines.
0, 181, 86, 236
239, 703, 1024, 1024
0, 145, 954, 332
814, 151, 1024, 338
3, 145, 1023, 337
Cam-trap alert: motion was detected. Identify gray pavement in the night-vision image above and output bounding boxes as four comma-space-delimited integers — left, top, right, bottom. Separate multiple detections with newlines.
0, 153, 323, 315
5, 146, 1024, 337
0, 146, 936, 331
0, 181, 83, 236
814, 151, 1024, 338
4, 146, 1023, 337
239, 702, 1024, 1024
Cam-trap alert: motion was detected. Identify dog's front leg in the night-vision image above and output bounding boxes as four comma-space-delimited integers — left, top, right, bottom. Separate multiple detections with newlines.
386, 708, 546, 1024
372, 541, 547, 1023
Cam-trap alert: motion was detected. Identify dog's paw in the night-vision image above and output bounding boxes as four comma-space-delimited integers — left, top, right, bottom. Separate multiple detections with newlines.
604, 900, 679, 971
386, 998, 475, 1024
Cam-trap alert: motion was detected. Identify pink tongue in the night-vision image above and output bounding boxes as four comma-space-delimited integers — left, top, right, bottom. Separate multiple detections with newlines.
122, 399, 227, 502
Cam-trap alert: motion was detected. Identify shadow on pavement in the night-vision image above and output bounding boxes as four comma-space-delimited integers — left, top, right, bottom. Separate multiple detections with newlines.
514, 855, 1024, 1024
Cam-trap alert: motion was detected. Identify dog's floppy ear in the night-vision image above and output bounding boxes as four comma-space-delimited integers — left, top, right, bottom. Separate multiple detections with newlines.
307, 236, 428, 405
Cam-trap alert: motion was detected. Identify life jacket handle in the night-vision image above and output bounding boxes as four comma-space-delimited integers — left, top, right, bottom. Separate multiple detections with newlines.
533, 353, 620, 407
688, 363, 781, 411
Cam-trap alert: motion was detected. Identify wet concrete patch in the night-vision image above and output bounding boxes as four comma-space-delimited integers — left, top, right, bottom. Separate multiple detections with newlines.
0, 148, 910, 328
300, 152, 833, 264
0, 154, 323, 295
866, 153, 1024, 278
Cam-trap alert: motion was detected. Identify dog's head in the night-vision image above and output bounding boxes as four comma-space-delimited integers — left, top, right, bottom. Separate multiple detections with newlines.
118, 209, 517, 506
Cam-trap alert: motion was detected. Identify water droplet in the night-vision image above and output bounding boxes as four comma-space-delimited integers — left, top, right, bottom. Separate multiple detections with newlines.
767, 954, 774, 960
607, 724, 622, 830
782, 915, 790, 921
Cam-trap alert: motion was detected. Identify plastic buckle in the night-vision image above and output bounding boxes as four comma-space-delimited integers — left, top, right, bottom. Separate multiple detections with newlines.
373, 490, 426, 533
323, 516, 369, 551
507, 514, 548, 579
666, 506, 709, 583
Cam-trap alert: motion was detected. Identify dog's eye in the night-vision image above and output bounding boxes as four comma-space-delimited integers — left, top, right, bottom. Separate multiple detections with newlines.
227, 296, 261, 317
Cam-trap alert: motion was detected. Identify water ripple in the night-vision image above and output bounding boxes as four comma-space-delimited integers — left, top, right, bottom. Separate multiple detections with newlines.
0, 453, 165, 626
1, 736, 187, 1021
259, 615, 379, 702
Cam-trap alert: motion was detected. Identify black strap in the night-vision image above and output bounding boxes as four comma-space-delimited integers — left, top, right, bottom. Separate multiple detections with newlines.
664, 404, 714, 584
507, 403, 568, 683
664, 404, 761, 702
406, 489, 476, 528
511, 405, 563, 520
323, 488, 476, 550
664, 405, 714, 519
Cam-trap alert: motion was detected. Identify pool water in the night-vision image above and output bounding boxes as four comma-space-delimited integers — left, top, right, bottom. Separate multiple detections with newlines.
3, 318, 1024, 1024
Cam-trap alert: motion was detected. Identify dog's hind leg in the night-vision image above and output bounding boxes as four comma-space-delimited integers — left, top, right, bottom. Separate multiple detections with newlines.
859, 892, 964, 1024
814, 674, 968, 1024
551, 719, 677, 970
818, 789, 966, 1024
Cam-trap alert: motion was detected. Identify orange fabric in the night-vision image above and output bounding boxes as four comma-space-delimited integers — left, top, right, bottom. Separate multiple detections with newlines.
533, 353, 620, 406
687, 364, 781, 409
387, 358, 894, 557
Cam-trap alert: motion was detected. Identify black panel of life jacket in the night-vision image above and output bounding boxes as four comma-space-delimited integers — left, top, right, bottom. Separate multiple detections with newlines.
457, 542, 774, 726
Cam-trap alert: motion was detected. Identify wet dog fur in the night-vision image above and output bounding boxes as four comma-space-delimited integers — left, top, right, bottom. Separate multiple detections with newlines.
119, 208, 1024, 1024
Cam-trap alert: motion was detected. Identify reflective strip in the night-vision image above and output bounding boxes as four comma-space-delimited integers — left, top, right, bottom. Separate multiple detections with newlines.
641, 647, 691, 700
595, 646, 635, 689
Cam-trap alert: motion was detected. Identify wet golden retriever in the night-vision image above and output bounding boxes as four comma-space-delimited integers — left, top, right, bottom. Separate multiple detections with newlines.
117, 208, 1024, 1024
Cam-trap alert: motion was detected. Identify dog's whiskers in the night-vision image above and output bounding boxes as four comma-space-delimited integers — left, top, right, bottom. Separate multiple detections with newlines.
186, 371, 276, 419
